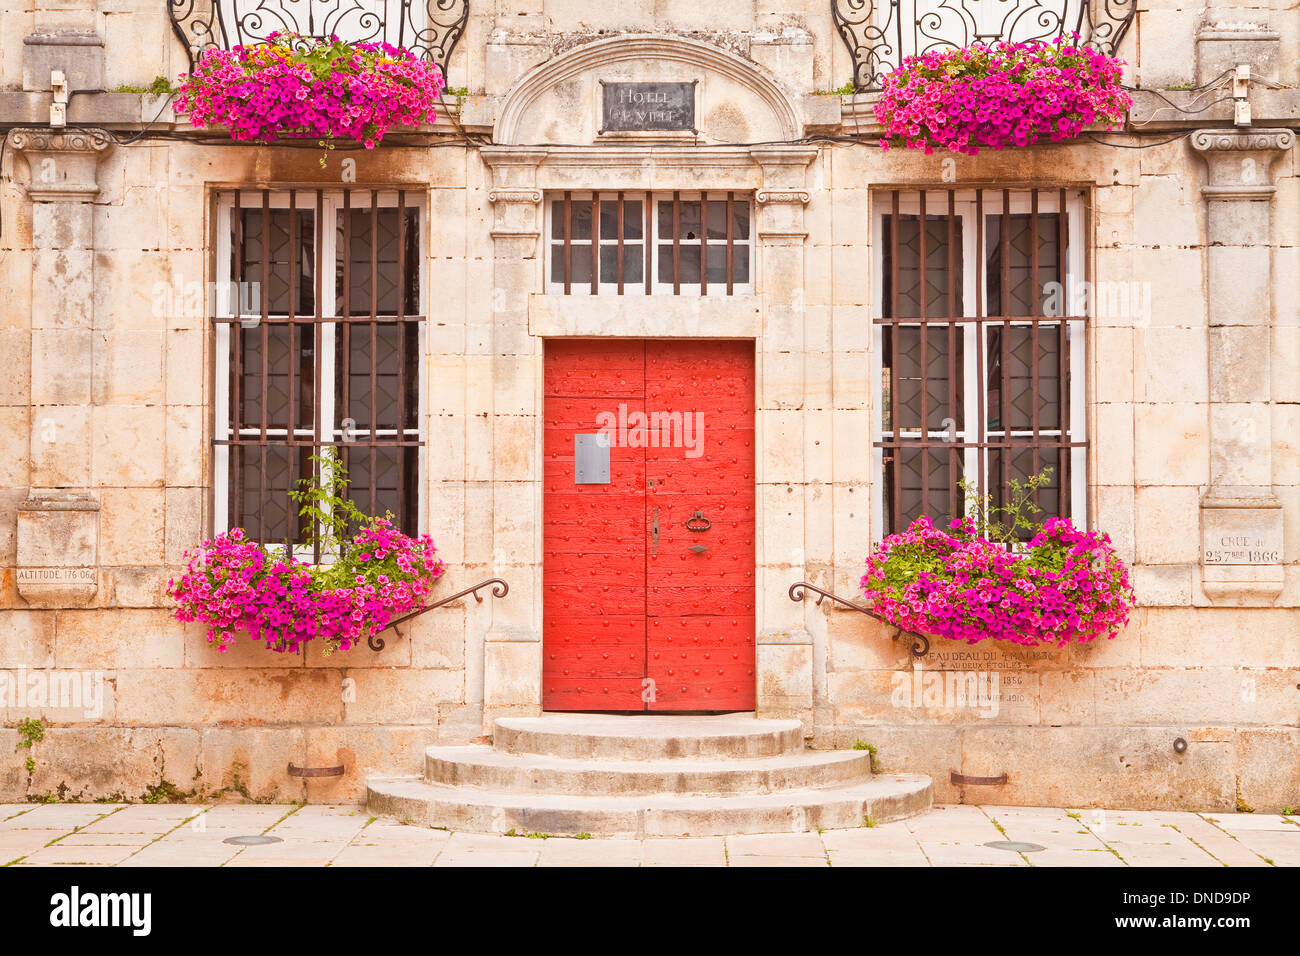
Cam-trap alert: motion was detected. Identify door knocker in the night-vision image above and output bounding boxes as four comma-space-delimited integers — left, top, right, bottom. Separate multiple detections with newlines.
684, 511, 711, 532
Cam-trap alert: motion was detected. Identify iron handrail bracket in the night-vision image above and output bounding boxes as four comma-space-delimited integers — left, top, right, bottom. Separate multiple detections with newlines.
368, 577, 509, 652
788, 581, 930, 657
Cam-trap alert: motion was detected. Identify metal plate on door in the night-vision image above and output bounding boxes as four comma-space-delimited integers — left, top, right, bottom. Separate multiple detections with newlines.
574, 433, 611, 484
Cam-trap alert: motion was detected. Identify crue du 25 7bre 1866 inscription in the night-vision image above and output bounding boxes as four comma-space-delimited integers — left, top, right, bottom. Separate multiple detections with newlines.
600, 81, 696, 132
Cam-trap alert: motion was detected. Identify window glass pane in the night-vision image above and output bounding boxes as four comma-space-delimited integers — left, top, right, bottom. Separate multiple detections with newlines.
730, 245, 749, 284
600, 199, 643, 240
884, 448, 966, 535
986, 212, 1061, 316
985, 324, 1062, 432
657, 243, 702, 283
882, 213, 962, 319
883, 325, 965, 434
237, 323, 314, 431
336, 206, 420, 315
657, 199, 702, 240
334, 321, 418, 433
730, 201, 750, 240
600, 244, 644, 284
237, 208, 315, 315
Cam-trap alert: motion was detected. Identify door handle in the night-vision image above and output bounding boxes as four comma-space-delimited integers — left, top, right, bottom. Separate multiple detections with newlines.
650, 507, 660, 556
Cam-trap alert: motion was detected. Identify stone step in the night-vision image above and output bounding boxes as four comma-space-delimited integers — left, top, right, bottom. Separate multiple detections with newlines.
424, 745, 872, 796
493, 713, 805, 760
366, 773, 932, 838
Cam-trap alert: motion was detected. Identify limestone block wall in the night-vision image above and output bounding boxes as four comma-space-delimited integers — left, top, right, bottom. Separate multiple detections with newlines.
0, 0, 1294, 810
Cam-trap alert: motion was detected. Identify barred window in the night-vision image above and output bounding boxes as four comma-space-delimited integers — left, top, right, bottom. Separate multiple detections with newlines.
213, 189, 424, 560
547, 191, 752, 294
871, 188, 1087, 539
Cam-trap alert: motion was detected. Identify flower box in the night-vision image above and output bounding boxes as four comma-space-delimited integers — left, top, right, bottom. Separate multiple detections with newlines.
175, 31, 446, 149
874, 36, 1131, 155
860, 515, 1135, 648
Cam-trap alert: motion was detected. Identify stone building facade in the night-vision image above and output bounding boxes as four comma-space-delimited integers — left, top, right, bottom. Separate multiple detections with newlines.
0, 0, 1296, 810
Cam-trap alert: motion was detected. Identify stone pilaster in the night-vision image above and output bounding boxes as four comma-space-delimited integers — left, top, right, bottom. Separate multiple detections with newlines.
8, 128, 111, 607
479, 147, 547, 731
1190, 128, 1294, 605
750, 147, 821, 725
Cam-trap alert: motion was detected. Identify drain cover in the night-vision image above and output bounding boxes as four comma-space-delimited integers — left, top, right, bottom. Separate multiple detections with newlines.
984, 840, 1046, 853
222, 835, 283, 846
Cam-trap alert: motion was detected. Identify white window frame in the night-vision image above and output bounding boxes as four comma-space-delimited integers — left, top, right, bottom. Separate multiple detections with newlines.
213, 189, 427, 557
869, 188, 1087, 542
544, 190, 755, 295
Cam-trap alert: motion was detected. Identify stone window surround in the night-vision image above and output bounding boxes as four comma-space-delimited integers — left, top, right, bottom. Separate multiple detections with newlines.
867, 188, 1091, 538
209, 188, 431, 552
479, 143, 820, 731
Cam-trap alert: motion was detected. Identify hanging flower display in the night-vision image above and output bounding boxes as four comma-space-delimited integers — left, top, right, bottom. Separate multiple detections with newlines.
168, 454, 446, 655
874, 35, 1132, 155
175, 31, 446, 148
860, 469, 1134, 647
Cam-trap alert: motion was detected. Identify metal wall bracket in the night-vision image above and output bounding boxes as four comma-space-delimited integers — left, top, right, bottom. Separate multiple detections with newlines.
788, 581, 930, 657
288, 763, 345, 778
950, 770, 1009, 787
368, 577, 510, 652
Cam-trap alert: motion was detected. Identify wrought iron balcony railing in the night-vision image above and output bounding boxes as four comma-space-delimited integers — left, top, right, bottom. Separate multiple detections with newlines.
168, 0, 468, 74
832, 0, 1136, 91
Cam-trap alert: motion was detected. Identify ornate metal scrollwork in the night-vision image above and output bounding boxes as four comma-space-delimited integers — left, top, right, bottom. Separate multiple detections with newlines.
831, 0, 1136, 91
367, 577, 508, 652
168, 0, 469, 75
788, 581, 930, 657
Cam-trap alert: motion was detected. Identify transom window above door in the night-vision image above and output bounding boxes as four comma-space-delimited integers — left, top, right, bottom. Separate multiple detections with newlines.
212, 188, 425, 561
546, 191, 753, 295
871, 187, 1088, 540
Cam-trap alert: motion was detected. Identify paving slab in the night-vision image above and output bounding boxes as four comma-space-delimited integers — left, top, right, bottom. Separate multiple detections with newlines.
4, 803, 1297, 866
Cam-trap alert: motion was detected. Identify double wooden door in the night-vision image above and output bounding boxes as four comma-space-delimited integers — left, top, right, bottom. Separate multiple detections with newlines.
542, 340, 755, 712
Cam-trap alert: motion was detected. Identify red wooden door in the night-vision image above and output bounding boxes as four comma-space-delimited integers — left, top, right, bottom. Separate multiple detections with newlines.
543, 340, 755, 712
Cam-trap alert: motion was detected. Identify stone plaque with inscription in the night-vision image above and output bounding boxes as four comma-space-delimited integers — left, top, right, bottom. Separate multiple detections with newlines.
600, 81, 696, 133
1201, 504, 1282, 565
1200, 499, 1284, 605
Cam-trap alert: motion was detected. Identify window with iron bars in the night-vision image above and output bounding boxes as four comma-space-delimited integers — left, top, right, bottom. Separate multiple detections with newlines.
546, 191, 753, 294
212, 189, 424, 561
871, 188, 1088, 539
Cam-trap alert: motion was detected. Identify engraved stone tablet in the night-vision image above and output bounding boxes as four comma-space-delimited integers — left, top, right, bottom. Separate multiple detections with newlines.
601, 81, 696, 132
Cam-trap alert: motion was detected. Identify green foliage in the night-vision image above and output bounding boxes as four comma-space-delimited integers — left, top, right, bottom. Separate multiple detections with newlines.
863, 814, 878, 828
445, 85, 469, 101
15, 718, 45, 749
574, 832, 593, 840
141, 780, 192, 804
288, 449, 371, 558
112, 76, 178, 96
958, 467, 1055, 544
852, 740, 877, 754
813, 81, 858, 95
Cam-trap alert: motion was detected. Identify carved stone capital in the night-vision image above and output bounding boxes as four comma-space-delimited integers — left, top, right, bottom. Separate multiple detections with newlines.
1191, 128, 1294, 199
756, 189, 811, 205
8, 127, 112, 202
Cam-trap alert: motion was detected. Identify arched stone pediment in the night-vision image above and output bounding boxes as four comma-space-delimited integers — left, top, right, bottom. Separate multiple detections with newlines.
494, 34, 802, 146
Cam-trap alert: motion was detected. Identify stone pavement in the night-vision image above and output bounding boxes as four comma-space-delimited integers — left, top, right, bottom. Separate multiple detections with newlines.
1, 803, 1296, 867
